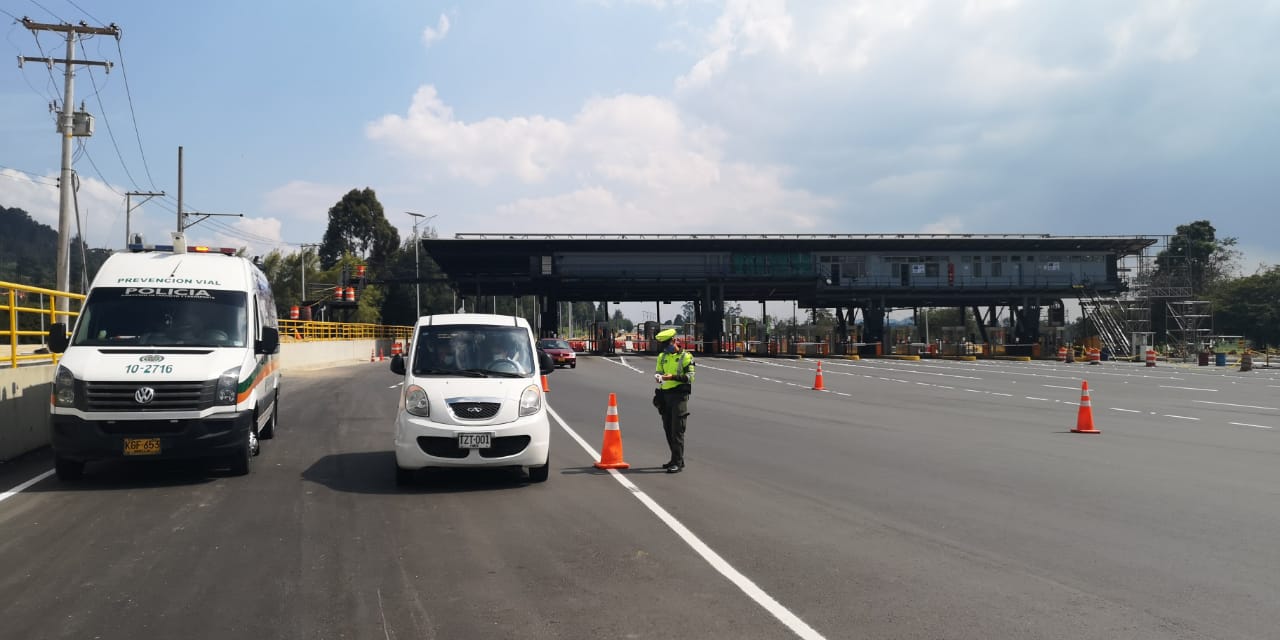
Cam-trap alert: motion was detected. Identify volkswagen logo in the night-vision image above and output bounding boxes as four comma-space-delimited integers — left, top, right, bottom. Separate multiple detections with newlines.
134, 387, 156, 405
466, 406, 483, 414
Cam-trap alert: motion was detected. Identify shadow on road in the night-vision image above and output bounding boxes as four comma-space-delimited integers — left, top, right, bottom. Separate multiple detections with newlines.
302, 451, 541, 495
23, 458, 217, 492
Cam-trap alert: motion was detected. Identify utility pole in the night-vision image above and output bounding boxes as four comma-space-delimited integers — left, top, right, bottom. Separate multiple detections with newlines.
19, 17, 119, 314
176, 146, 183, 233
299, 243, 321, 301
125, 190, 165, 247
406, 211, 437, 318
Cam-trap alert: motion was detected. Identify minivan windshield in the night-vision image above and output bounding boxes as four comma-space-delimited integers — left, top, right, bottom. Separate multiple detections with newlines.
72, 287, 249, 348
413, 325, 535, 377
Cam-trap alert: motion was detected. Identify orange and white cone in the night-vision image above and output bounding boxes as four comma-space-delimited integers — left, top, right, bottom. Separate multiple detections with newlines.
379, 347, 385, 362
370, 348, 376, 363
541, 374, 550, 392
1072, 380, 1100, 434
812, 360, 826, 391
594, 393, 630, 469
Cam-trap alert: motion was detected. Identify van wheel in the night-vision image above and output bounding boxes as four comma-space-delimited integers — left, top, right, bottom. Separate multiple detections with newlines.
55, 456, 84, 482
228, 428, 255, 476
259, 391, 278, 440
528, 454, 550, 483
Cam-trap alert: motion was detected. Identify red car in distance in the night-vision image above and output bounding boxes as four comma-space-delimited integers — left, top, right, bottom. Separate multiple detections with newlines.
537, 338, 577, 369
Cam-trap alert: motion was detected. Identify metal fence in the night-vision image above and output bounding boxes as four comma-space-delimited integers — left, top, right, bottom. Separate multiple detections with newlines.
278, 319, 412, 342
1, 280, 84, 368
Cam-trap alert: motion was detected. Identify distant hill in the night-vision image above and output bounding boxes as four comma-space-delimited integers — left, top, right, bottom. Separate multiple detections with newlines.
0, 204, 112, 292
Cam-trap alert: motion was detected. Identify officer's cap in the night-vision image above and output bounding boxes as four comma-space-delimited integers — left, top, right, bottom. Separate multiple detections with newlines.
655, 328, 677, 342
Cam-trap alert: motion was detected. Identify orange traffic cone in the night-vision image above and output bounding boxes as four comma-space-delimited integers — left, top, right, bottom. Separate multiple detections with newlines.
370, 348, 376, 362
379, 347, 385, 362
593, 393, 630, 469
541, 374, 550, 392
1072, 380, 1100, 434
812, 360, 826, 391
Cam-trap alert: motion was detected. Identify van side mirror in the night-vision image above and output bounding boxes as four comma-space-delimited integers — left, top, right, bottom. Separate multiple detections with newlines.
48, 323, 69, 354
537, 349, 554, 374
390, 354, 405, 375
256, 327, 280, 354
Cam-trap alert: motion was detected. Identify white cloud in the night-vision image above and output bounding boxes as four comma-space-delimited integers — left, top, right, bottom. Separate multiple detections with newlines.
262, 180, 347, 223
0, 169, 129, 249
367, 87, 833, 233
422, 14, 451, 46
203, 217, 285, 258
676, 0, 793, 88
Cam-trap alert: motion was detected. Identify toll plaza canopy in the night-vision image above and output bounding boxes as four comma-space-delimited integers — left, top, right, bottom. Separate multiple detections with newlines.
422, 233, 1154, 308
423, 233, 1156, 351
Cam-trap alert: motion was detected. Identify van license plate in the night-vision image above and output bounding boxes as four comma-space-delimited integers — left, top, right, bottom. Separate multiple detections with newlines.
123, 438, 161, 456
457, 433, 493, 449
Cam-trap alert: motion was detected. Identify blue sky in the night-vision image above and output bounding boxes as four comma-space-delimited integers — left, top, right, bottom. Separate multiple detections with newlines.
3, 0, 1280, 279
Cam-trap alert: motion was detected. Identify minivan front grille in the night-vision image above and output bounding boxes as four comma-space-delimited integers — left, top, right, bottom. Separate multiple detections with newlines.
449, 401, 500, 420
81, 380, 217, 412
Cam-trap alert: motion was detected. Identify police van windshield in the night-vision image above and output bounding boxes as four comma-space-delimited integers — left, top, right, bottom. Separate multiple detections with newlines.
413, 325, 534, 377
71, 287, 249, 348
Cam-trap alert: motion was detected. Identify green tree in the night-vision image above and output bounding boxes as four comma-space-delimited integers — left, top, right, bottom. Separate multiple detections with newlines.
1153, 220, 1241, 295
611, 309, 634, 332
318, 188, 400, 272
1212, 266, 1280, 348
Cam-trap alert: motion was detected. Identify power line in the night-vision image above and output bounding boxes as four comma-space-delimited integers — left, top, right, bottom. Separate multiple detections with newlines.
78, 142, 125, 197
63, 0, 104, 26
0, 164, 60, 186
1, 8, 21, 20
80, 39, 141, 190
113, 36, 158, 190
28, 0, 65, 22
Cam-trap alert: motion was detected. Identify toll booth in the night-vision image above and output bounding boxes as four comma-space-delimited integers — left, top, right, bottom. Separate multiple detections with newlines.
641, 321, 659, 353
593, 321, 615, 355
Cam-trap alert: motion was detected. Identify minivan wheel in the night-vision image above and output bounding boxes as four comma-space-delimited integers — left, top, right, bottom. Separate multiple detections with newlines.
528, 454, 550, 483
55, 456, 84, 482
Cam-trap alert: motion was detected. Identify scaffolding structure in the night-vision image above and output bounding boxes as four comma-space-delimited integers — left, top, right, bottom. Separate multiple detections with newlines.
1079, 234, 1204, 359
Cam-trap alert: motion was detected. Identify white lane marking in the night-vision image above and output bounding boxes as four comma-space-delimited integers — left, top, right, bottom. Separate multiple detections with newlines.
388, 384, 401, 389
1192, 400, 1278, 411
0, 469, 55, 504
1042, 384, 1080, 390
546, 407, 827, 640
376, 588, 392, 640
616, 356, 645, 373
1160, 385, 1217, 392
937, 385, 955, 390
1025, 396, 1049, 401
991, 392, 1012, 397
1164, 415, 1199, 421
1111, 408, 1142, 413
1229, 422, 1274, 430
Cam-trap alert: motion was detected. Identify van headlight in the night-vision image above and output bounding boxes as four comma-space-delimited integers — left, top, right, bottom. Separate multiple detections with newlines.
216, 367, 241, 405
519, 385, 541, 417
54, 366, 76, 407
405, 385, 430, 417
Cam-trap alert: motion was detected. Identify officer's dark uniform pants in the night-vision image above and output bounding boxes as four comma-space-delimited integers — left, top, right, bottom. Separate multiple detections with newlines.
659, 390, 690, 465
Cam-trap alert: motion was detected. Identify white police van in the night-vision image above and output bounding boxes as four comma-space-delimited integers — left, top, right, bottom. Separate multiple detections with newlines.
48, 233, 281, 480
390, 314, 554, 484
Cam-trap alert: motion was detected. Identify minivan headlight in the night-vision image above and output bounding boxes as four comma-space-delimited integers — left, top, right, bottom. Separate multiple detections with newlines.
54, 366, 76, 407
405, 384, 430, 417
216, 367, 241, 405
519, 385, 541, 417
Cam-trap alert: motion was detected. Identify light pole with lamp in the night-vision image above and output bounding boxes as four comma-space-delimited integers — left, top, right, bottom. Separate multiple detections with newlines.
405, 212, 437, 317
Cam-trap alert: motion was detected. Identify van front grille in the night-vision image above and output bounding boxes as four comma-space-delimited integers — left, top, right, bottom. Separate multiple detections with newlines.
81, 380, 216, 412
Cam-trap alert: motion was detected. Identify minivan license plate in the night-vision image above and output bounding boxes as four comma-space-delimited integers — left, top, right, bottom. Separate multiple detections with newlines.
457, 433, 493, 449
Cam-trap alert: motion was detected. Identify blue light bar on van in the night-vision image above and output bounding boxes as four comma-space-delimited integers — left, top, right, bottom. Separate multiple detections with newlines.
128, 244, 236, 255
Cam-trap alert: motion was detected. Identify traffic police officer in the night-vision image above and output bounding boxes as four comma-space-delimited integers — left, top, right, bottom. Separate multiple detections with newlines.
654, 328, 695, 473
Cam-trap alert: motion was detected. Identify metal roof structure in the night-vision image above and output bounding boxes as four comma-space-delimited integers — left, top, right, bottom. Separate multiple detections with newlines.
423, 234, 1156, 308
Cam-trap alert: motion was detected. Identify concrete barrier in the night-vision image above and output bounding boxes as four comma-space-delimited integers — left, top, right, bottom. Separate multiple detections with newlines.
0, 339, 393, 461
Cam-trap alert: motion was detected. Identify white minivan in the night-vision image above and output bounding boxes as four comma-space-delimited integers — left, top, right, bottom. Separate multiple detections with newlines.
390, 314, 553, 484
48, 235, 281, 480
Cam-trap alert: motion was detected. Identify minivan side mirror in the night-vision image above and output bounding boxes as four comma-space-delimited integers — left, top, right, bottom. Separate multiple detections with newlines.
256, 327, 280, 354
537, 349, 554, 374
390, 354, 405, 375
48, 322, 69, 354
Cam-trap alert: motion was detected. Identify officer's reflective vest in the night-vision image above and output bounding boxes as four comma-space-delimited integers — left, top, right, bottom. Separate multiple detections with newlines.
656, 350, 695, 391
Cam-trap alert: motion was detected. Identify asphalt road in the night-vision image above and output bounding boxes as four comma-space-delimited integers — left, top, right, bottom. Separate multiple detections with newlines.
2, 355, 1279, 639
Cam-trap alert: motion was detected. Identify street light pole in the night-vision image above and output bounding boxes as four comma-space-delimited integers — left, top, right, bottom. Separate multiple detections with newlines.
405, 212, 437, 318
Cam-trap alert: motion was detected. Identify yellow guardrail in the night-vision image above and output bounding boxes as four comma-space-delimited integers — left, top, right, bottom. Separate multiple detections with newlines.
1, 280, 84, 368
279, 319, 412, 342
